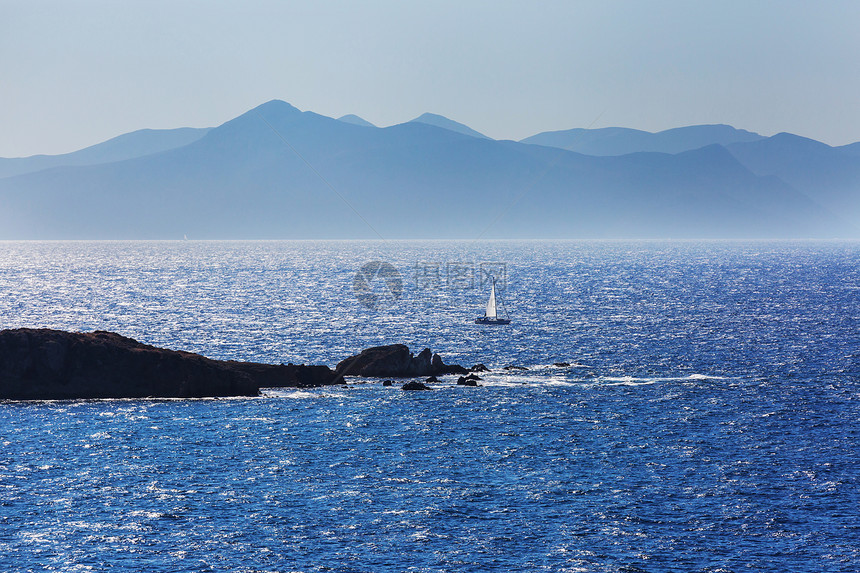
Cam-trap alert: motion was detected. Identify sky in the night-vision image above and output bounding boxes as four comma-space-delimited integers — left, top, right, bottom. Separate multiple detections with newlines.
2, 0, 859, 157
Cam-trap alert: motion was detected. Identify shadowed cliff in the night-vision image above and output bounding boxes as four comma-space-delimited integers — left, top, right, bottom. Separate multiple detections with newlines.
0, 328, 336, 400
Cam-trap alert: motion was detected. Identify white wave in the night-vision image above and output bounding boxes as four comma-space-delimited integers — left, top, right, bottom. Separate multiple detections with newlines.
596, 373, 729, 385
262, 389, 320, 399
595, 377, 658, 386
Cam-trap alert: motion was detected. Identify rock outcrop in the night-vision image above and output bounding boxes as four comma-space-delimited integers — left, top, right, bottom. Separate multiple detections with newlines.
334, 344, 467, 379
457, 373, 482, 386
231, 362, 336, 389
0, 330, 493, 400
0, 328, 337, 400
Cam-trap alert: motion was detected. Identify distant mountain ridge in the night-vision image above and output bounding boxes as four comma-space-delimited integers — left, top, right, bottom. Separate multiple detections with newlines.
521, 124, 764, 156
0, 100, 857, 239
0, 127, 211, 179
725, 133, 860, 218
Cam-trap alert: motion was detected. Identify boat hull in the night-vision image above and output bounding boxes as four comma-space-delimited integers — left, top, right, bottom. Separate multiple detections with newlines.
475, 317, 511, 325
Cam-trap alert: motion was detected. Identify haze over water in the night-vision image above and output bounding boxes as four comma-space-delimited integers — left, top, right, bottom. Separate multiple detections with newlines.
1, 240, 859, 571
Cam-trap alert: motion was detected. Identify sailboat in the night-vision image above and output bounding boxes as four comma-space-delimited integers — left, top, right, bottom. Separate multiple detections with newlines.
475, 277, 511, 325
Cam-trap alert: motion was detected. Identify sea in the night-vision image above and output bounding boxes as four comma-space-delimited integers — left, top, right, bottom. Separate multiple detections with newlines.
1, 240, 859, 572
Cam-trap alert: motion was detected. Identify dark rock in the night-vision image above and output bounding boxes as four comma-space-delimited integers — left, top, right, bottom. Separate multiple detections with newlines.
0, 328, 338, 400
464, 373, 482, 381
334, 344, 412, 377
470, 363, 490, 372
503, 365, 529, 371
425, 375, 439, 383
230, 362, 336, 388
382, 380, 393, 387
553, 362, 571, 367
334, 344, 466, 378
402, 381, 432, 391
456, 376, 479, 386
415, 348, 433, 373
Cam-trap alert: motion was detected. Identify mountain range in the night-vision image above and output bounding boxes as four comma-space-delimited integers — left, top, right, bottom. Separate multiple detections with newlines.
0, 127, 210, 180
0, 100, 857, 239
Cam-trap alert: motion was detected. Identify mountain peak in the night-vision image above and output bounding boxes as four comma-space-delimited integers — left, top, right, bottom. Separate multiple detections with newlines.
768, 132, 831, 149
250, 99, 303, 118
337, 114, 376, 128
409, 113, 490, 140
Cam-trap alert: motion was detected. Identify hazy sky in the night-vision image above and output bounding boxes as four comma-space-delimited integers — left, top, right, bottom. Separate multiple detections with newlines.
2, 0, 859, 157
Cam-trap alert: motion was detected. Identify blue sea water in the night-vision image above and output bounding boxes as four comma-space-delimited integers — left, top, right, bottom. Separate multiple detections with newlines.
1, 240, 859, 572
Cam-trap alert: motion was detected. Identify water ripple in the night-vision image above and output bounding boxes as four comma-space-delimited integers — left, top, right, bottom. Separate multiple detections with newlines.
1, 241, 860, 570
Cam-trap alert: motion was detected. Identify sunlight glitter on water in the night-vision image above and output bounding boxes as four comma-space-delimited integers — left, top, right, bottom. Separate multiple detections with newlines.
2, 240, 860, 571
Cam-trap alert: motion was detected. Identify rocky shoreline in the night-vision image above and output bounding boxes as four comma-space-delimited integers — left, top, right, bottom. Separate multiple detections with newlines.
0, 329, 481, 400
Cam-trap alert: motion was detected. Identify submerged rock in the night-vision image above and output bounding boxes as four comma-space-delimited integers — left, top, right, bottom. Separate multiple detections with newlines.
402, 380, 432, 391
503, 365, 529, 371
553, 362, 571, 367
0, 328, 337, 400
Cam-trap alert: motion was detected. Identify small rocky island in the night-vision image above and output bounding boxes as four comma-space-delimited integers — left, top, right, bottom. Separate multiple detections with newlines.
0, 329, 472, 400
333, 344, 467, 379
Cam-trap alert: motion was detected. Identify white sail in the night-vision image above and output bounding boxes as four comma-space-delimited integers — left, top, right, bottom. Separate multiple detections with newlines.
485, 280, 497, 318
